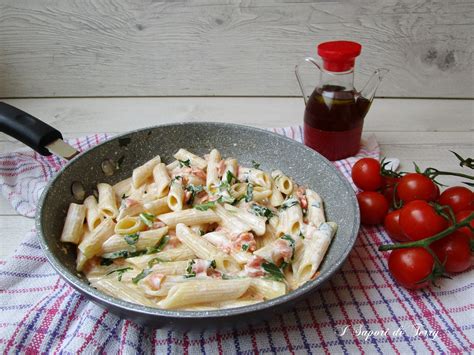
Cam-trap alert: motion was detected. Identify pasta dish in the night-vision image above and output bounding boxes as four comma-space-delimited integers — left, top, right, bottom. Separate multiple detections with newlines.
60, 148, 337, 310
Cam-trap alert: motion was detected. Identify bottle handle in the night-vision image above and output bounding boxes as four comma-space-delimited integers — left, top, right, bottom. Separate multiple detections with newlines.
295, 57, 322, 106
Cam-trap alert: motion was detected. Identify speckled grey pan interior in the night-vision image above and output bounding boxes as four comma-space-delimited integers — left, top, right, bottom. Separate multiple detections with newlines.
36, 122, 359, 329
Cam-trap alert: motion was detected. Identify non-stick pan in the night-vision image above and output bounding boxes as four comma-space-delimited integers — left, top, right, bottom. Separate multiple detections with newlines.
0, 102, 360, 328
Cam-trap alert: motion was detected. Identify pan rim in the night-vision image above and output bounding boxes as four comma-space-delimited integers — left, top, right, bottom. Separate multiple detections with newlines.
36, 121, 360, 319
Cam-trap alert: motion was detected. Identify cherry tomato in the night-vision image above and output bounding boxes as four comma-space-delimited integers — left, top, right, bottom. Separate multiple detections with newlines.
382, 176, 401, 208
432, 231, 471, 273
399, 200, 449, 241
397, 173, 439, 203
455, 210, 474, 239
388, 247, 434, 289
357, 191, 389, 225
438, 186, 474, 214
352, 158, 383, 191
384, 210, 409, 242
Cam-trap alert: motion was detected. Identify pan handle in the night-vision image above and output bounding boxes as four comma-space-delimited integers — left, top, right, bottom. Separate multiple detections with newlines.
0, 102, 79, 159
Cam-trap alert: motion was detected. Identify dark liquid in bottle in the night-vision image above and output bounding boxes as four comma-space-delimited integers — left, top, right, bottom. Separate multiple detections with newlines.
304, 85, 371, 160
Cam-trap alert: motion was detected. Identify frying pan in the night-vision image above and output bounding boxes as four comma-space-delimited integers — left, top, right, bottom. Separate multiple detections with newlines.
0, 102, 360, 328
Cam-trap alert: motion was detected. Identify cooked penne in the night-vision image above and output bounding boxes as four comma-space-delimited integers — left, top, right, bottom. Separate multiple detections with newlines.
151, 163, 171, 198
97, 183, 118, 218
272, 170, 294, 195
114, 216, 146, 235
101, 227, 168, 254
60, 203, 86, 244
78, 218, 116, 259
84, 196, 102, 231
159, 209, 220, 227
167, 180, 185, 211
62, 148, 337, 311
306, 189, 326, 227
112, 177, 132, 201
293, 222, 337, 287
174, 148, 207, 170
176, 224, 239, 272
158, 279, 251, 309
132, 155, 161, 189
143, 197, 171, 215
206, 149, 221, 189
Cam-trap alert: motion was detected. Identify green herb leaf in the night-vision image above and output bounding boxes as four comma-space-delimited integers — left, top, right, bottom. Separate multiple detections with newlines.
132, 269, 152, 284
148, 257, 167, 268
185, 184, 204, 205
146, 235, 170, 254
102, 250, 147, 260
262, 262, 285, 282
280, 197, 299, 210
185, 259, 196, 278
107, 267, 133, 281
178, 159, 191, 168
252, 160, 261, 169
281, 234, 296, 260
210, 260, 217, 269
241, 244, 249, 252
194, 201, 216, 211
121, 193, 129, 200
245, 183, 254, 202
139, 212, 155, 227
225, 170, 238, 184
124, 233, 140, 245
250, 204, 275, 221
299, 231, 305, 240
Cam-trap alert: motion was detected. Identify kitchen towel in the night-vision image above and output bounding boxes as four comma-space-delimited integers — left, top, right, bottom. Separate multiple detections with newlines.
0, 127, 472, 354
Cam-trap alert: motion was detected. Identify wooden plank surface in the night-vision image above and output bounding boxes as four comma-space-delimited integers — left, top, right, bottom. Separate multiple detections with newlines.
0, 0, 473, 98
0, 97, 473, 259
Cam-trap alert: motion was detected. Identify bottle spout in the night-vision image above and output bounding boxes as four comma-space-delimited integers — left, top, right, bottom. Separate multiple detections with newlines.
359, 68, 389, 102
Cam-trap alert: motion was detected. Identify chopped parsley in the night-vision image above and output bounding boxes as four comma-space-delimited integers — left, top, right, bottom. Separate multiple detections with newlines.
178, 159, 191, 168
262, 262, 285, 282
280, 197, 299, 210
281, 234, 296, 260
225, 170, 238, 184
245, 183, 254, 202
124, 233, 139, 245
194, 201, 217, 211
121, 193, 129, 200
185, 259, 196, 278
146, 235, 170, 254
241, 244, 249, 252
148, 257, 167, 268
132, 269, 152, 284
139, 212, 155, 227
250, 204, 275, 221
299, 231, 305, 239
251, 160, 261, 169
185, 184, 204, 205
107, 267, 133, 281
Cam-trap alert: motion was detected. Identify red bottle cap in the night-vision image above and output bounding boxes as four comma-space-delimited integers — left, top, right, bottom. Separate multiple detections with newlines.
317, 41, 362, 72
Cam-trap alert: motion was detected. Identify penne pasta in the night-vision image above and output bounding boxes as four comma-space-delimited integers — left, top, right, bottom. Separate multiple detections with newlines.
174, 148, 207, 170
61, 147, 337, 311
60, 203, 86, 244
97, 183, 118, 219
158, 279, 251, 309
132, 155, 161, 189
84, 195, 102, 231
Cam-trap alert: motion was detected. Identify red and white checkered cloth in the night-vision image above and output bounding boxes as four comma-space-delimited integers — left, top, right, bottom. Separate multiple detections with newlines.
0, 127, 473, 354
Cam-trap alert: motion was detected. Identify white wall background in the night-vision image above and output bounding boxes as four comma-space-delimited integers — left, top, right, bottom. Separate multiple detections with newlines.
0, 0, 472, 98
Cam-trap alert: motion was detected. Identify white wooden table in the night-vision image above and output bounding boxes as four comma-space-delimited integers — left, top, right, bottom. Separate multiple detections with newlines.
0, 97, 473, 259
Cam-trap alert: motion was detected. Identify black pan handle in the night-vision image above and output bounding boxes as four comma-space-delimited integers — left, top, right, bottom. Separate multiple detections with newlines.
0, 102, 63, 156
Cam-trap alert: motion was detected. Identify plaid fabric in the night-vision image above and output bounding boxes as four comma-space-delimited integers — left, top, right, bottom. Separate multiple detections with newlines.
0, 127, 472, 354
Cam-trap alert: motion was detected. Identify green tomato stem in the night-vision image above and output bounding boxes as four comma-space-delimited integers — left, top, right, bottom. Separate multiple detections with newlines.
378, 212, 474, 252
